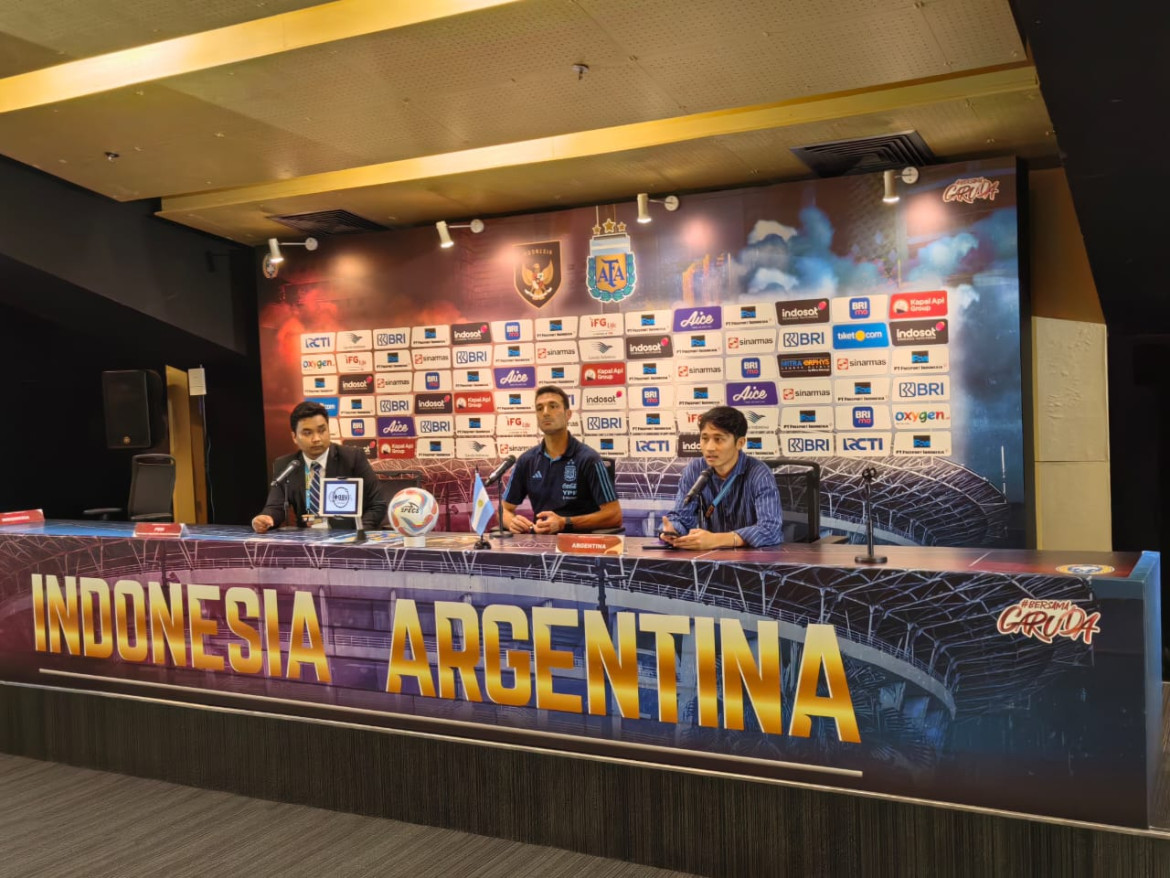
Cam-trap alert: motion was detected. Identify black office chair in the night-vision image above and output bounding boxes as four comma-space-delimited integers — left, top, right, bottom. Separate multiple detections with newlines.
594, 457, 625, 535
762, 458, 842, 544
84, 453, 176, 522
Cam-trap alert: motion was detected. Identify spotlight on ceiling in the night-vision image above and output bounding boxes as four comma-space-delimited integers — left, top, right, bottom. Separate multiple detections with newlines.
882, 167, 920, 204
263, 236, 318, 277
436, 218, 485, 249
636, 193, 680, 224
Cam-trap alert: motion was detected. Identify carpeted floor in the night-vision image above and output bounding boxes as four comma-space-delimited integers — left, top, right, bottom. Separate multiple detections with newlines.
0, 753, 700, 878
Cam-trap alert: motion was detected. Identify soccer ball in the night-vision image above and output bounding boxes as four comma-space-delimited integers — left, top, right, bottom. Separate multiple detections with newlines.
388, 487, 439, 537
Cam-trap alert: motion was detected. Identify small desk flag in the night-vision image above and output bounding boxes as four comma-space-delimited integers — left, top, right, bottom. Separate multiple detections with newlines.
470, 472, 494, 536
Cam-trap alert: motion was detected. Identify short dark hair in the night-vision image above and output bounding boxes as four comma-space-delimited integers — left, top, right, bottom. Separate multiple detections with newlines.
698, 406, 747, 440
534, 385, 570, 409
290, 401, 330, 432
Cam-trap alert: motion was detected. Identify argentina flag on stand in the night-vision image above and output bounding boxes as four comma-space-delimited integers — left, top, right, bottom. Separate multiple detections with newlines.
470, 472, 494, 536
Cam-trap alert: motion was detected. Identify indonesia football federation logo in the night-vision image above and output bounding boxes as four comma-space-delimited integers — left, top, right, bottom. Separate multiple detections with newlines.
586, 217, 637, 303
513, 242, 562, 308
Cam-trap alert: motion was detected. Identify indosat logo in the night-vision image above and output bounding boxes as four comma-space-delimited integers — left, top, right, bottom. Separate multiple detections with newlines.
776, 298, 830, 325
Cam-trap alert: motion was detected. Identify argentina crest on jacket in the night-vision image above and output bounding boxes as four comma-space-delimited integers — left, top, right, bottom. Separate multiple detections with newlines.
513, 242, 562, 308
587, 218, 637, 303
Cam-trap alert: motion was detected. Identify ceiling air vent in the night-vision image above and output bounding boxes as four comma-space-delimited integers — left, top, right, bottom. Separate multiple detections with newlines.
791, 131, 935, 177
269, 209, 387, 236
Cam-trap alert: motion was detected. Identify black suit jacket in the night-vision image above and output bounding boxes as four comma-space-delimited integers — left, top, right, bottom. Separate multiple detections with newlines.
259, 443, 387, 529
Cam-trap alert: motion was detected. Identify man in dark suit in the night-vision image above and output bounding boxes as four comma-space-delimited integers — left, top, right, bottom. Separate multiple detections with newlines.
252, 401, 387, 532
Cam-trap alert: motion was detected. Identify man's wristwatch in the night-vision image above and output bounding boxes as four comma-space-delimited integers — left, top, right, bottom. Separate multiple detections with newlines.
563, 516, 574, 532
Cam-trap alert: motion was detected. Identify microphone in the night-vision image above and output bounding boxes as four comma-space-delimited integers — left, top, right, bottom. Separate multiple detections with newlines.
484, 454, 518, 487
683, 467, 714, 505
270, 457, 301, 487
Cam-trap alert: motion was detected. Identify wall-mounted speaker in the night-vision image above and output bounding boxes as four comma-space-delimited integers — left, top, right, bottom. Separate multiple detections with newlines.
102, 370, 165, 449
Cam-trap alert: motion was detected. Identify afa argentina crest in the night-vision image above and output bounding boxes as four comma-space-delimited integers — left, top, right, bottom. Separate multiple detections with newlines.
587, 217, 637, 303
514, 242, 562, 308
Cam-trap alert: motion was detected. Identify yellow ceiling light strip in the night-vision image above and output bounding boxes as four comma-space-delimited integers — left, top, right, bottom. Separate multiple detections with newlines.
162, 62, 1037, 214
0, 0, 522, 115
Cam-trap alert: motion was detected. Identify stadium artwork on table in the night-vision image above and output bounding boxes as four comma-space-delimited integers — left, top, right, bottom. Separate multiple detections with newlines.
260, 158, 1025, 547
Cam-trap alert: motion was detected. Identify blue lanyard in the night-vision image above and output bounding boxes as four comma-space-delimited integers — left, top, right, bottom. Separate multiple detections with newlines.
706, 471, 739, 518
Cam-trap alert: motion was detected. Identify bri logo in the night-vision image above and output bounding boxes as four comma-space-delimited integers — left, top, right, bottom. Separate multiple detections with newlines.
642, 388, 660, 406
742, 358, 761, 378
505, 321, 521, 341
425, 372, 441, 390
853, 406, 874, 428
849, 298, 871, 319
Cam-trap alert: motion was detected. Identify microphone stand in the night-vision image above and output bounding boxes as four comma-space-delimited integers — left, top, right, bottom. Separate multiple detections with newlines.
854, 467, 887, 565
491, 477, 512, 540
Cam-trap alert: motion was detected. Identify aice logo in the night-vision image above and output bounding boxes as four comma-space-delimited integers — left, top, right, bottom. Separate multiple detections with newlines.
788, 437, 830, 453
841, 436, 884, 452
673, 306, 721, 332
505, 322, 521, 341
455, 349, 488, 365
303, 336, 331, 349
635, 440, 670, 453
776, 298, 830, 325
853, 406, 875, 428
849, 298, 871, 319
425, 372, 441, 390
642, 388, 660, 407
350, 419, 366, 436
376, 331, 406, 347
742, 358, 761, 378
494, 367, 535, 388
892, 319, 949, 346
899, 381, 945, 398
728, 382, 778, 405
782, 331, 826, 347
586, 416, 625, 431
452, 323, 491, 344
377, 417, 415, 437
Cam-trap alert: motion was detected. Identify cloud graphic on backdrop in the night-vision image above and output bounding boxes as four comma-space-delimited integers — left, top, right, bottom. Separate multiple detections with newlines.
737, 207, 886, 297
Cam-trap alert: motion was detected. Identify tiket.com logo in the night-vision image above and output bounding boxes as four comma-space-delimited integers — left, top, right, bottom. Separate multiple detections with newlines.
943, 176, 1000, 204
996, 600, 1100, 645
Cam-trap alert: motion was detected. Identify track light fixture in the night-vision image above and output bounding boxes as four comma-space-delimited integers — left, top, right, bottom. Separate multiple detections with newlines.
263, 236, 318, 277
436, 218, 485, 248
636, 193, 680, 223
882, 167, 920, 204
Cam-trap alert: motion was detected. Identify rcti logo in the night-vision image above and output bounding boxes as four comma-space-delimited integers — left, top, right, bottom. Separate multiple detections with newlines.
505, 322, 521, 341
303, 336, 331, 349
853, 406, 875, 428
741, 358, 761, 378
849, 298, 871, 319
642, 388, 661, 407
425, 372, 441, 390
841, 436, 884, 452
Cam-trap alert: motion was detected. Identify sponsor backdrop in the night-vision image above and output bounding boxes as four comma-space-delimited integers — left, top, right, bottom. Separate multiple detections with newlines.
260, 159, 1023, 545
0, 525, 1159, 827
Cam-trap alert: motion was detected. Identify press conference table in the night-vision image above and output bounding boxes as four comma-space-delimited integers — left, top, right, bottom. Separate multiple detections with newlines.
0, 520, 1159, 827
